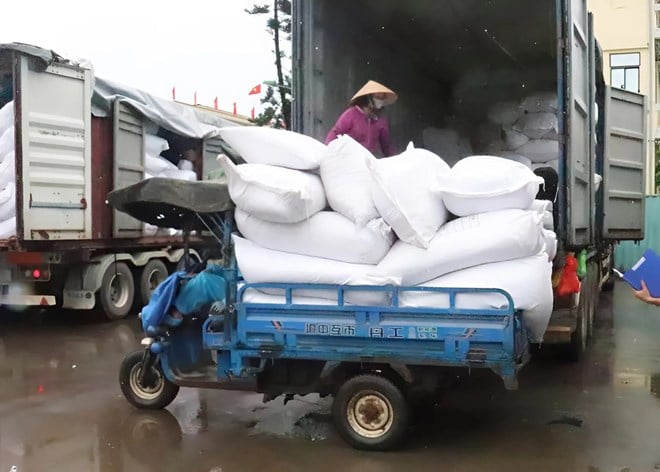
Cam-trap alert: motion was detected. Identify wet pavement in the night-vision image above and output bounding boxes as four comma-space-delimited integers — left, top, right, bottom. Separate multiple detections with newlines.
2, 283, 660, 472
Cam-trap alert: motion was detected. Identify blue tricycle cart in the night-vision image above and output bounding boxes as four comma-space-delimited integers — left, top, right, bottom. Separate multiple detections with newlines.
108, 178, 531, 451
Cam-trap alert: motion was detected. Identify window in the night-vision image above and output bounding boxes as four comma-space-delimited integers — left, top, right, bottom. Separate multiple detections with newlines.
610, 52, 640, 92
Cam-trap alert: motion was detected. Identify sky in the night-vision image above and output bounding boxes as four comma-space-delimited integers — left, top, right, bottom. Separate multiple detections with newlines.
1, 0, 290, 116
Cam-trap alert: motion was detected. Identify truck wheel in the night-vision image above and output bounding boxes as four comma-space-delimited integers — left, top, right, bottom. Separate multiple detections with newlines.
601, 277, 615, 292
332, 375, 409, 451
119, 350, 179, 410
139, 260, 168, 306
99, 262, 135, 320
565, 291, 589, 362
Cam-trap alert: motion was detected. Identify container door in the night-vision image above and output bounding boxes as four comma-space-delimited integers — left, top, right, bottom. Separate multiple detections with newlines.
112, 100, 145, 238
202, 136, 226, 181
17, 55, 92, 241
601, 87, 646, 240
561, 0, 595, 247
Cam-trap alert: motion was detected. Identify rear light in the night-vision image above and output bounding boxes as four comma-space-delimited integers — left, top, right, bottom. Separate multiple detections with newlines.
32, 269, 41, 279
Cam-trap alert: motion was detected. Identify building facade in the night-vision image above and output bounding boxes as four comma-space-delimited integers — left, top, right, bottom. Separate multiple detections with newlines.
590, 0, 656, 194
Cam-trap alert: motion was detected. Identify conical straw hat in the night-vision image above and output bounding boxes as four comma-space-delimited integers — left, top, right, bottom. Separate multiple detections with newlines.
349, 80, 398, 106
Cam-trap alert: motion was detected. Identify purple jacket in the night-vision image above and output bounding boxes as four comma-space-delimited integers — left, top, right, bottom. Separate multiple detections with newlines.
325, 106, 396, 157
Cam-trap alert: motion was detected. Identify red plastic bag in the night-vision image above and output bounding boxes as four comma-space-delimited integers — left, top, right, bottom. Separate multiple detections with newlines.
556, 255, 581, 296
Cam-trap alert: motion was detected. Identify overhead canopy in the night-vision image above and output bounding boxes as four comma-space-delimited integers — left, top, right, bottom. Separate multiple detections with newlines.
0, 42, 239, 139
107, 178, 233, 229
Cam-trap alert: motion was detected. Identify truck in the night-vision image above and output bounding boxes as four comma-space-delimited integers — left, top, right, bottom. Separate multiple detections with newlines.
291, 0, 648, 359
0, 43, 236, 320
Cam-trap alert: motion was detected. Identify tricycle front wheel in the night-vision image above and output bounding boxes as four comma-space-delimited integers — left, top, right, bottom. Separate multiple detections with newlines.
332, 374, 410, 451
119, 350, 180, 409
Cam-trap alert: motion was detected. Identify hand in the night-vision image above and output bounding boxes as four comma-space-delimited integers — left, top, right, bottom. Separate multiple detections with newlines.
633, 281, 660, 306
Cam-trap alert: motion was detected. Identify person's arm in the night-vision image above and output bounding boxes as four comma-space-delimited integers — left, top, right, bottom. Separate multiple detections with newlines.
325, 109, 354, 144
379, 121, 396, 157
633, 281, 660, 306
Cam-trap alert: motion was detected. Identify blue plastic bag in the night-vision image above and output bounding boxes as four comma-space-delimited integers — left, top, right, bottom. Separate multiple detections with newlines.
140, 271, 187, 332
174, 265, 226, 315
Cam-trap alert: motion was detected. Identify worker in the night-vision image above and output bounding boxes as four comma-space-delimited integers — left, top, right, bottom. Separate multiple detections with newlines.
325, 80, 398, 157
632, 281, 660, 306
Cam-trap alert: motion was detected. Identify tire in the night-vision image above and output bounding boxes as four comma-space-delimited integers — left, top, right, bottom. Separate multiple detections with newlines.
332, 375, 409, 451
139, 260, 169, 306
119, 350, 180, 410
601, 277, 615, 292
565, 284, 589, 362
99, 262, 135, 320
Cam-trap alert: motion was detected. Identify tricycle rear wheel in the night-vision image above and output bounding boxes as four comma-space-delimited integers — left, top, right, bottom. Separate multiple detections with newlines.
332, 374, 409, 451
119, 350, 180, 409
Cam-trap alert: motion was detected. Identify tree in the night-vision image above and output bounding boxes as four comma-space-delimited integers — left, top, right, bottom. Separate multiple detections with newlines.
246, 1, 292, 128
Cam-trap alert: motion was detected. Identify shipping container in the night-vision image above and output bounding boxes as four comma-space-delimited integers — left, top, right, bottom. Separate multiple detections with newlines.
291, 0, 649, 357
0, 43, 234, 319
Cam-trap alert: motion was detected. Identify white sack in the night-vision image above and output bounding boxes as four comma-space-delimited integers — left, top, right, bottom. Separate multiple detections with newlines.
178, 159, 194, 171
531, 159, 559, 172
399, 253, 554, 343
488, 101, 522, 126
234, 236, 399, 306
159, 168, 197, 181
369, 147, 450, 248
595, 173, 603, 192
0, 216, 16, 240
144, 224, 158, 236
520, 92, 558, 114
531, 200, 553, 213
235, 209, 395, 264
541, 211, 554, 230
218, 127, 324, 170
0, 151, 16, 189
0, 126, 14, 159
219, 156, 326, 224
145, 153, 177, 175
375, 209, 545, 286
0, 101, 14, 133
543, 229, 558, 261
503, 127, 529, 150
320, 135, 379, 226
436, 156, 544, 217
513, 112, 559, 140
0, 182, 15, 222
496, 151, 533, 169
517, 139, 559, 163
144, 134, 169, 156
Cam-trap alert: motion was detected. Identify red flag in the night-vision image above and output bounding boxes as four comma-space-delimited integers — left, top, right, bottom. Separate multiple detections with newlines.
251, 107, 255, 119
194, 91, 198, 105
172, 86, 176, 100
213, 97, 218, 110
233, 102, 237, 115
248, 84, 262, 95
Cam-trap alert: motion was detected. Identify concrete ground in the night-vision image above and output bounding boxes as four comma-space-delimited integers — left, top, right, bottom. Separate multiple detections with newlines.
1, 282, 660, 472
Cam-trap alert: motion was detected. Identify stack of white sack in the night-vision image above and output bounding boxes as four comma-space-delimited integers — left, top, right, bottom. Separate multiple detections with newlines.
404, 155, 553, 342
531, 199, 557, 261
143, 134, 197, 236
486, 92, 560, 171
219, 128, 399, 305
0, 101, 16, 239
144, 134, 197, 182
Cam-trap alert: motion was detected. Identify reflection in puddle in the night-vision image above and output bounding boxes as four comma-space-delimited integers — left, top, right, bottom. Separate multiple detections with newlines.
615, 371, 660, 400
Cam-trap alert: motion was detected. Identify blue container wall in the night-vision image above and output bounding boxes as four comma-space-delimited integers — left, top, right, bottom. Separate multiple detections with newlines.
615, 196, 660, 271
